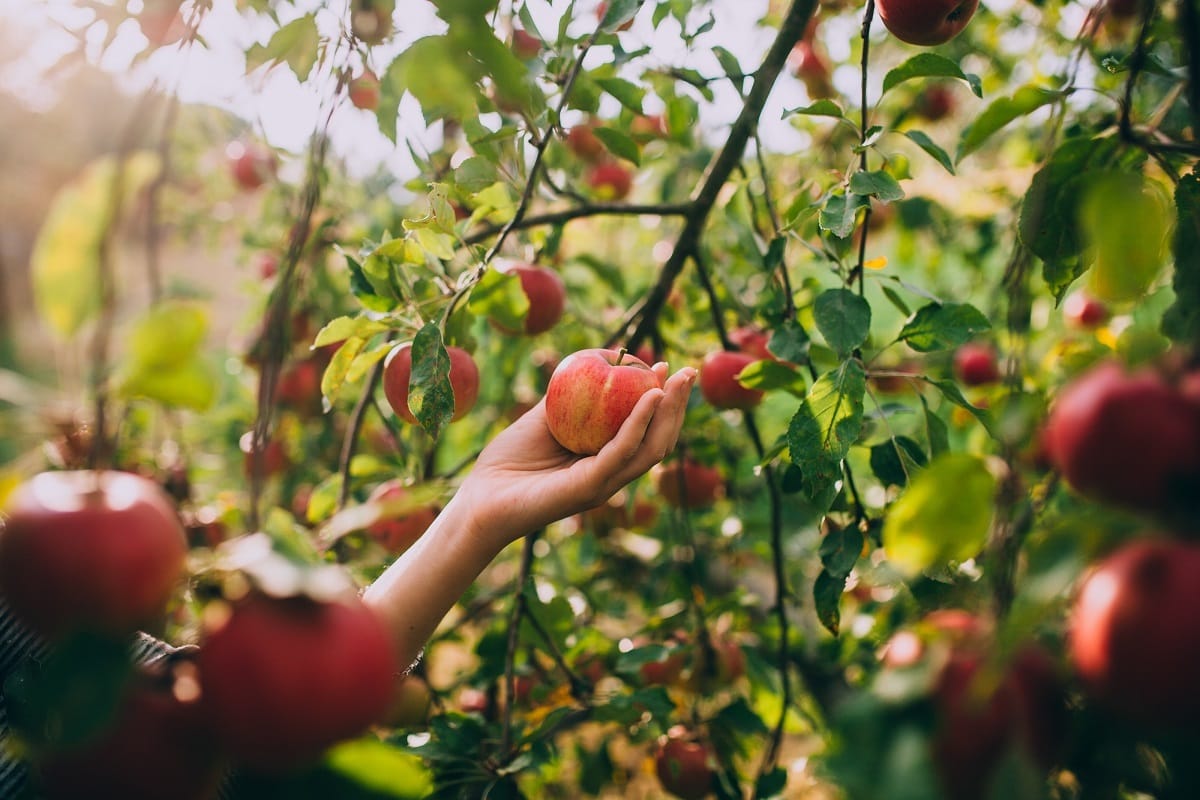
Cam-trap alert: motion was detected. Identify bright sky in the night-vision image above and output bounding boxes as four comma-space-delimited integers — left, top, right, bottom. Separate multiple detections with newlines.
0, 0, 837, 182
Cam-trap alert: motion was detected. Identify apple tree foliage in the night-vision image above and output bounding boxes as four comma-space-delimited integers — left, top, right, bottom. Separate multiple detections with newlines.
4, 0, 1200, 797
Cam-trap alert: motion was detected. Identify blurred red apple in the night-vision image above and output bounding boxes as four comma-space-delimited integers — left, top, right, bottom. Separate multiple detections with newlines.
1062, 291, 1110, 329
349, 69, 380, 111
652, 458, 723, 508
877, 0, 979, 45
364, 479, 438, 554
654, 730, 714, 800
511, 27, 542, 59
953, 343, 1000, 386
226, 141, 276, 191
587, 162, 633, 200
700, 350, 764, 410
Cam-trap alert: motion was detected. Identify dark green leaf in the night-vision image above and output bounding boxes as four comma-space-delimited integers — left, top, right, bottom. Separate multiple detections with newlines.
598, 0, 639, 31
755, 768, 788, 799
958, 86, 1062, 162
245, 14, 320, 82
869, 436, 927, 487
897, 302, 991, 352
925, 377, 994, 435
786, 359, 866, 512
820, 523, 864, 578
903, 130, 955, 175
881, 286, 912, 316
814, 288, 872, 355
768, 318, 811, 364
593, 126, 641, 166
920, 394, 949, 456
1163, 169, 1200, 344
712, 46, 743, 80
814, 568, 847, 635
736, 359, 806, 394
849, 171, 905, 202
408, 324, 454, 439
454, 156, 498, 192
595, 77, 645, 113
881, 53, 982, 97
820, 193, 863, 239
782, 99, 846, 120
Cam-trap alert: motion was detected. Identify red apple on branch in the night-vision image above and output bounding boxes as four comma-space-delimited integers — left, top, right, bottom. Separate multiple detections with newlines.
700, 350, 764, 410
226, 141, 276, 191
495, 262, 566, 335
197, 592, 398, 771
0, 470, 187, 638
1062, 291, 1110, 329
364, 479, 438, 554
587, 162, 633, 200
652, 458, 723, 508
545, 348, 662, 455
348, 69, 380, 111
953, 342, 1000, 386
877, 0, 980, 45
1042, 361, 1200, 512
654, 729, 715, 800
511, 27, 542, 59
1069, 538, 1200, 727
567, 122, 606, 162
382, 342, 480, 424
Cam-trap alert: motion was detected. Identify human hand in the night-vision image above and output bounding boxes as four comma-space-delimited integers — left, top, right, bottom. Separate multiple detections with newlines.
453, 363, 695, 548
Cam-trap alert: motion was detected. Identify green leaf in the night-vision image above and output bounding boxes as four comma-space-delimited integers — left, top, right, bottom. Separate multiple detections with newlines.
467, 266, 529, 331
921, 395, 949, 456
598, 0, 639, 31
315, 337, 362, 407
925, 377, 994, 435
118, 358, 216, 411
595, 77, 645, 113
736, 359, 806, 394
768, 318, 811, 364
786, 360, 866, 512
869, 436, 927, 487
385, 36, 478, 125
454, 156, 499, 193
712, 46, 743, 81
814, 288, 872, 355
782, 99, 846, 120
958, 86, 1062, 162
820, 193, 863, 239
1081, 171, 1172, 303
902, 130, 955, 175
408, 323, 454, 439
31, 152, 160, 338
756, 768, 788, 799
883, 453, 995, 578
245, 14, 320, 82
313, 316, 390, 348
881, 53, 982, 97
1163, 169, 1200, 344
125, 300, 207, 368
820, 524, 864, 578
814, 568, 848, 636
593, 126, 641, 166
849, 171, 905, 202
897, 302, 991, 352
323, 739, 433, 799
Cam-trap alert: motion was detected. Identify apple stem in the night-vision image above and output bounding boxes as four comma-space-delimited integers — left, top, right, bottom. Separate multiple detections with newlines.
615, 347, 629, 366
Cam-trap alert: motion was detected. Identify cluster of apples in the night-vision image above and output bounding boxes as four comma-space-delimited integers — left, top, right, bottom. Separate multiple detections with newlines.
565, 120, 637, 201
1040, 357, 1200, 730
0, 471, 407, 798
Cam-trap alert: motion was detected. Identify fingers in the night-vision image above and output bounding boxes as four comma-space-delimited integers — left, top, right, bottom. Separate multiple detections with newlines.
652, 361, 669, 384
591, 367, 696, 492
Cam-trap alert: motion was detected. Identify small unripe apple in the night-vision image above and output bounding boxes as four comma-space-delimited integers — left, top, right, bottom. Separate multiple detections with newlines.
495, 262, 566, 335
1062, 291, 1110, 329
1042, 361, 1200, 511
652, 459, 723, 509
351, 0, 393, 44
0, 471, 187, 638
654, 730, 715, 800
953, 343, 1000, 386
382, 342, 480, 425
348, 69, 380, 111
699, 350, 764, 410
226, 141, 276, 191
587, 162, 633, 200
364, 479, 438, 554
545, 348, 662, 455
1069, 538, 1200, 727
255, 252, 278, 280
877, 0, 979, 45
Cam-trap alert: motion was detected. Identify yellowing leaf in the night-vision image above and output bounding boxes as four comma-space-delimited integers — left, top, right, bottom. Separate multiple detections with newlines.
118, 358, 217, 411
882, 453, 995, 577
865, 256, 888, 270
127, 300, 209, 369
31, 152, 161, 338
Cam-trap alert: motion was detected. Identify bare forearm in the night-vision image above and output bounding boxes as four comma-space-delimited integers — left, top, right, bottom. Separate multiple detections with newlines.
361, 493, 504, 670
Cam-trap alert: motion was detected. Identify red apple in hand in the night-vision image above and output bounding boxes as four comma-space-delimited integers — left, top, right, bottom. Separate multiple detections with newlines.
652, 458, 723, 508
1070, 538, 1200, 727
700, 350, 764, 409
545, 348, 662, 455
1042, 361, 1200, 512
877, 0, 979, 45
349, 69, 380, 111
587, 162, 633, 200
382, 342, 480, 424
0, 471, 187, 638
364, 479, 438, 554
495, 262, 566, 335
654, 729, 715, 800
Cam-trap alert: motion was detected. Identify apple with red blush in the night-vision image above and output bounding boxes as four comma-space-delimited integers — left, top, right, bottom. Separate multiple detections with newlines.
877, 0, 979, 45
700, 350, 764, 410
654, 728, 715, 800
587, 162, 633, 200
511, 27, 542, 59
382, 342, 480, 425
567, 122, 606, 162
652, 458, 723, 508
1062, 291, 1110, 329
226, 141, 276, 192
364, 479, 438, 554
953, 342, 1000, 386
494, 262, 566, 335
348, 69, 380, 111
544, 348, 662, 455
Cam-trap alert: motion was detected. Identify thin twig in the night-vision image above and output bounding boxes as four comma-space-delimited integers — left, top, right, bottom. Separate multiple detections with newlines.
337, 351, 390, 510
462, 201, 694, 245
501, 531, 541, 755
